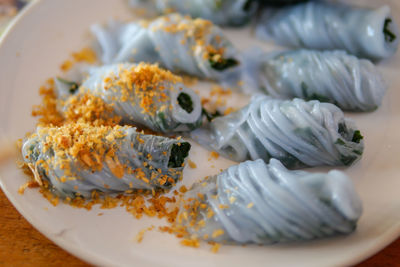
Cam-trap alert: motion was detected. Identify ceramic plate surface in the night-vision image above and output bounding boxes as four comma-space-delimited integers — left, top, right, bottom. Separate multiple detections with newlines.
0, 0, 400, 266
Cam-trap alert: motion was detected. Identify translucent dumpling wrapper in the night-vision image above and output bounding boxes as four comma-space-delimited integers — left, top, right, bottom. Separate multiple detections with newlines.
55, 63, 202, 133
191, 96, 364, 169
22, 123, 191, 198
256, 2, 399, 60
91, 14, 240, 81
242, 49, 387, 111
153, 0, 258, 26
178, 159, 363, 244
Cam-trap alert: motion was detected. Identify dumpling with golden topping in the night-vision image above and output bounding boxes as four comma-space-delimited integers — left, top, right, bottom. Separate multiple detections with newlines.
91, 14, 240, 81
22, 123, 191, 198
56, 63, 203, 133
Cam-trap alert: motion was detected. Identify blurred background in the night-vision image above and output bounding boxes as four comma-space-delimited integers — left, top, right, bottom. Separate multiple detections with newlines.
0, 0, 30, 33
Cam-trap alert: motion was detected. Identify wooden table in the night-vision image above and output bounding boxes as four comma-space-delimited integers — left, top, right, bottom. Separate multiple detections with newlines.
0, 189, 398, 266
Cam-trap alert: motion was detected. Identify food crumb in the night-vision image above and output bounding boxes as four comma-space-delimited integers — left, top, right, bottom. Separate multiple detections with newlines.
208, 151, 219, 161
179, 185, 188, 193
136, 225, 155, 243
210, 151, 219, 159
218, 204, 229, 210
247, 202, 254, 209
211, 243, 221, 253
60, 47, 97, 72
188, 159, 197, 169
180, 238, 200, 248
210, 86, 232, 97
223, 107, 236, 115
182, 75, 198, 87
212, 229, 225, 239
18, 181, 39, 195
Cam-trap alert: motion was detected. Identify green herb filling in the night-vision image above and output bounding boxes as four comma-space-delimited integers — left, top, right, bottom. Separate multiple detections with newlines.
384, 18, 396, 43
352, 130, 363, 144
177, 92, 194, 113
168, 142, 191, 168
209, 53, 239, 71
57, 77, 80, 94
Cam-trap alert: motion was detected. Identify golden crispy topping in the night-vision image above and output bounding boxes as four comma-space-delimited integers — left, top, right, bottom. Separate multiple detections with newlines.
179, 185, 188, 193
101, 63, 181, 116
218, 204, 229, 210
31, 123, 127, 177
188, 159, 197, 169
151, 15, 225, 62
211, 243, 221, 253
63, 93, 121, 127
60, 47, 97, 72
212, 229, 225, 239
208, 151, 219, 161
32, 79, 64, 126
180, 238, 200, 248
18, 180, 39, 195
207, 207, 214, 218
136, 225, 155, 243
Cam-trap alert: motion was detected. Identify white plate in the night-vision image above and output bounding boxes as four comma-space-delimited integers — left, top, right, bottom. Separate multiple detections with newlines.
1, 0, 400, 266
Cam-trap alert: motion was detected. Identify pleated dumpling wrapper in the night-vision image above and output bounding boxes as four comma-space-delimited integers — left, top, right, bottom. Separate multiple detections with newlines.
22, 123, 191, 198
178, 159, 362, 244
152, 0, 257, 26
256, 2, 399, 60
56, 63, 202, 133
192, 96, 364, 169
91, 14, 240, 81
242, 49, 387, 111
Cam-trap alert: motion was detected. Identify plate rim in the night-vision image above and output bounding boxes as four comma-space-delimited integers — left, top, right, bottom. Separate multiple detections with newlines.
0, 0, 115, 265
